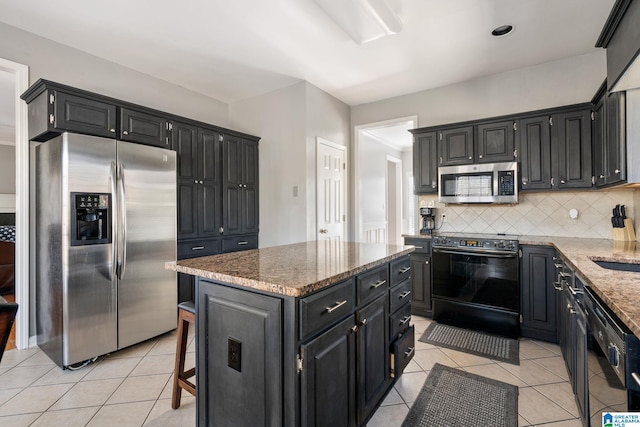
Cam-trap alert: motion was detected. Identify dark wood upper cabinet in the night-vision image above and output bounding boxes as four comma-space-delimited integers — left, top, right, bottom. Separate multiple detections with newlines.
222, 135, 259, 236
605, 91, 626, 185
438, 126, 474, 166
412, 131, 438, 193
120, 108, 169, 148
592, 94, 606, 187
519, 116, 552, 190
476, 120, 517, 163
553, 108, 592, 189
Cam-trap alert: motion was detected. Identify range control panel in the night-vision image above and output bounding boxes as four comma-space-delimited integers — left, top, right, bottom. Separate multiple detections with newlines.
432, 235, 518, 253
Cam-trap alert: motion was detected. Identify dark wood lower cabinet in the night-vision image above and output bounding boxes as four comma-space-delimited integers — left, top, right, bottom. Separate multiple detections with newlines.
301, 315, 357, 427
357, 295, 390, 424
520, 245, 557, 342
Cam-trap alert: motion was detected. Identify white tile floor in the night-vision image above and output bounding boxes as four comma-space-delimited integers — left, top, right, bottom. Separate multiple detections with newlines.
0, 316, 580, 426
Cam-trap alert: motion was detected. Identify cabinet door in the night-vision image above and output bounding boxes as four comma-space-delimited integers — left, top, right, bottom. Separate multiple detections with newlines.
120, 108, 168, 148
476, 120, 516, 163
438, 126, 474, 166
241, 139, 259, 234
173, 121, 198, 181
592, 98, 606, 187
357, 295, 390, 424
198, 128, 222, 238
554, 109, 592, 189
53, 91, 117, 138
300, 315, 357, 427
222, 134, 243, 235
413, 132, 438, 193
519, 116, 552, 190
177, 180, 198, 240
520, 246, 557, 342
409, 253, 432, 317
575, 305, 588, 422
198, 281, 282, 427
560, 287, 575, 380
605, 91, 626, 185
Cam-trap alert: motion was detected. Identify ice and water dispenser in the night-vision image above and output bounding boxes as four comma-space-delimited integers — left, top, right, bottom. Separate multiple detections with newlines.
70, 193, 111, 246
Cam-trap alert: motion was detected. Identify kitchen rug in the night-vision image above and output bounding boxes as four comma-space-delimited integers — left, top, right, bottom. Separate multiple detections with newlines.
402, 363, 518, 427
419, 322, 519, 365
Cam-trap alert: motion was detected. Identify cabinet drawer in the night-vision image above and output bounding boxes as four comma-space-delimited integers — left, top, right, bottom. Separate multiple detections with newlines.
389, 303, 411, 340
404, 238, 431, 254
357, 264, 389, 305
177, 239, 221, 259
222, 234, 258, 253
390, 279, 412, 314
299, 279, 355, 340
390, 255, 411, 287
391, 326, 415, 378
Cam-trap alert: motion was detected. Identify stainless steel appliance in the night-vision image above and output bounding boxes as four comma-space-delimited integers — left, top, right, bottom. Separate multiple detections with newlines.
431, 233, 520, 337
419, 207, 435, 235
35, 132, 177, 368
438, 162, 518, 204
584, 285, 640, 426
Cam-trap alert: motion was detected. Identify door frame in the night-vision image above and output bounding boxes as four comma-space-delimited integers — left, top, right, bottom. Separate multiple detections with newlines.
0, 58, 29, 349
316, 137, 347, 241
385, 154, 402, 245
353, 115, 417, 242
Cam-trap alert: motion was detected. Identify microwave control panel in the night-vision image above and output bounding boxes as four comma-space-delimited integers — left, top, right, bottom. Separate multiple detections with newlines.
498, 170, 515, 196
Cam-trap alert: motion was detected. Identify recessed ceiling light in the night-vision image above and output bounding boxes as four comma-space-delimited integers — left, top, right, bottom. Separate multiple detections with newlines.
492, 25, 514, 37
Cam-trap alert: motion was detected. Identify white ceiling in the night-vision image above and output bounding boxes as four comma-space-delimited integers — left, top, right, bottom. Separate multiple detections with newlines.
0, 0, 615, 107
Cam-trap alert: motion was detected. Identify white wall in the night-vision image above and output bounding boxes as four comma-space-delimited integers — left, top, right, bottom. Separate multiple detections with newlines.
305, 83, 351, 241
0, 145, 15, 193
228, 82, 308, 247
351, 52, 607, 128
0, 22, 228, 125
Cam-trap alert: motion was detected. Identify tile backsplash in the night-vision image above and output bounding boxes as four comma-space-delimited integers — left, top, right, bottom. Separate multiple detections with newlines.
418, 189, 636, 239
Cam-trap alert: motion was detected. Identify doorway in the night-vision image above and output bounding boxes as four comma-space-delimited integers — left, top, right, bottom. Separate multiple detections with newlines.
0, 58, 29, 350
354, 116, 417, 244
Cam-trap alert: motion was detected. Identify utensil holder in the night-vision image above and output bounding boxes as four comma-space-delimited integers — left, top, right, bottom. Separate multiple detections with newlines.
613, 218, 636, 241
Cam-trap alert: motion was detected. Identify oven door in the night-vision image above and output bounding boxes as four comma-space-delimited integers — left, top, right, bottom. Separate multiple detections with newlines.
432, 248, 519, 312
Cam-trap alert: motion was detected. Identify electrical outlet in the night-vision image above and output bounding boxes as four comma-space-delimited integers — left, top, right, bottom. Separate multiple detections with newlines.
441, 214, 447, 223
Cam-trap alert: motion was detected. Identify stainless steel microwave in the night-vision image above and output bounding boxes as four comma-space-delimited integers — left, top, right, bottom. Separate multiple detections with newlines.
438, 162, 518, 204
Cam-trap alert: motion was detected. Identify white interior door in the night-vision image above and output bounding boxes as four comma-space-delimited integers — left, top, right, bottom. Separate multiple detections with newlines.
316, 139, 346, 241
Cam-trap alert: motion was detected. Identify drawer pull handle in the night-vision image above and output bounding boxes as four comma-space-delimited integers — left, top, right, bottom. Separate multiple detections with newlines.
399, 291, 412, 299
237, 241, 249, 245
553, 282, 562, 291
559, 271, 570, 278
370, 280, 386, 289
191, 246, 205, 251
404, 347, 415, 358
399, 267, 411, 274
399, 316, 411, 326
413, 246, 424, 249
325, 300, 348, 313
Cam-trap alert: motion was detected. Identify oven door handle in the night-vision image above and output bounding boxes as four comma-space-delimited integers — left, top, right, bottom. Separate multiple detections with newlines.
433, 248, 517, 258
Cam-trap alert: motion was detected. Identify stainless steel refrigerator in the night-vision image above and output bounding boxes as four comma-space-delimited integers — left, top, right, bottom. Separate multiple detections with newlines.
35, 132, 177, 368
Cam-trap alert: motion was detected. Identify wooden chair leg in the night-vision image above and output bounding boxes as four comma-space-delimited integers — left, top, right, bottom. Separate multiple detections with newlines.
172, 310, 190, 409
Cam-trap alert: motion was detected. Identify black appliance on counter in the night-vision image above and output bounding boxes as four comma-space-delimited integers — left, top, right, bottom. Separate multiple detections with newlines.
419, 207, 436, 235
584, 285, 640, 426
431, 233, 520, 338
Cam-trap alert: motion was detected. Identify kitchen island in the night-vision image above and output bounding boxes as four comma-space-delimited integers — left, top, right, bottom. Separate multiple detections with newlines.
168, 240, 415, 427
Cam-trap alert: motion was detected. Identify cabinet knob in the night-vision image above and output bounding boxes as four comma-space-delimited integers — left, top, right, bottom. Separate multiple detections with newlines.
425, 260, 429, 265
110, 128, 115, 133
560, 179, 566, 184
479, 155, 483, 159
238, 184, 242, 187
360, 318, 368, 326
615, 169, 621, 174
123, 130, 129, 135
200, 180, 204, 184
599, 174, 605, 179
194, 180, 198, 184
468, 156, 472, 160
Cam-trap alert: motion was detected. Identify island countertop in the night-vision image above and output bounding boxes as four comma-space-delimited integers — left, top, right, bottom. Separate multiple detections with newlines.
167, 240, 414, 297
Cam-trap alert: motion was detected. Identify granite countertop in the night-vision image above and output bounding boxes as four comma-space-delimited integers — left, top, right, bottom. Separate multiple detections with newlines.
167, 240, 414, 298
519, 236, 640, 335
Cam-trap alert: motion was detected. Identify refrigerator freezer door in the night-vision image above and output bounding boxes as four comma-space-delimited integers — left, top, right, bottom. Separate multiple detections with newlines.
116, 141, 177, 349
64, 134, 118, 366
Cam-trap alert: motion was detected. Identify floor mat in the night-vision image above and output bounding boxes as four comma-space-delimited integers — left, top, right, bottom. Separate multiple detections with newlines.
419, 322, 519, 365
402, 363, 518, 427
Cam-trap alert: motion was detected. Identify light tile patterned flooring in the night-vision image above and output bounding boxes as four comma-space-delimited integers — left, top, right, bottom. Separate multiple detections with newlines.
0, 316, 579, 426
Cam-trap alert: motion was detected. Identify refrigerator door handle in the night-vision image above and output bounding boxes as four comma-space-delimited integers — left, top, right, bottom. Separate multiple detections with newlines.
110, 161, 118, 282
117, 162, 128, 280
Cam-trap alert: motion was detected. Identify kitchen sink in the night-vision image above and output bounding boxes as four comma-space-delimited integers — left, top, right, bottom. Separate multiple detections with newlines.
592, 260, 640, 273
